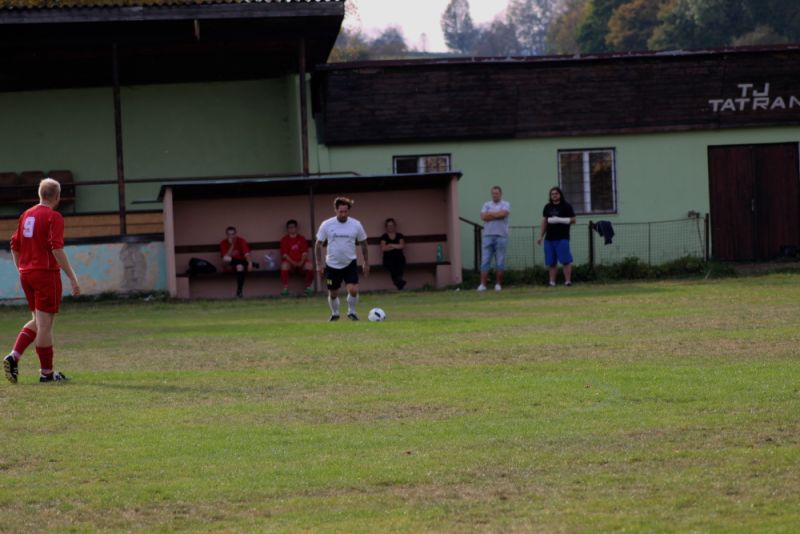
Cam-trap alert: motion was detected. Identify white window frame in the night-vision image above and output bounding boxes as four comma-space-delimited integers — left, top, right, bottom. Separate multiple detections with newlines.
557, 148, 617, 215
392, 154, 451, 174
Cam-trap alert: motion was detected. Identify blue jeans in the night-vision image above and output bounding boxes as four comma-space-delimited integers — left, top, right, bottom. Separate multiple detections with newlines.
481, 235, 508, 272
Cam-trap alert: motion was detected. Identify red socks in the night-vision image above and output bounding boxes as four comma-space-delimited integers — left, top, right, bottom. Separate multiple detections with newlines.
13, 327, 36, 357
304, 269, 314, 288
280, 269, 290, 287
12, 330, 57, 377
36, 346, 54, 374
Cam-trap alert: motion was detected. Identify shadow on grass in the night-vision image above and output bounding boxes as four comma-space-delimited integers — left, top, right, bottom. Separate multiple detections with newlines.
89, 381, 203, 395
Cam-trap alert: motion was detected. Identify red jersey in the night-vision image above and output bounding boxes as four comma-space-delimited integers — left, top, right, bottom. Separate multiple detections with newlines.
219, 236, 250, 260
280, 234, 309, 263
10, 204, 65, 272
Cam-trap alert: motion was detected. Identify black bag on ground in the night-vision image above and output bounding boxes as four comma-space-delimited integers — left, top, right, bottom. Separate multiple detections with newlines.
187, 257, 217, 276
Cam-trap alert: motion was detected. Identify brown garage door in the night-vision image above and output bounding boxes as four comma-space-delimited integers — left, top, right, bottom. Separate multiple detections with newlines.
708, 143, 800, 261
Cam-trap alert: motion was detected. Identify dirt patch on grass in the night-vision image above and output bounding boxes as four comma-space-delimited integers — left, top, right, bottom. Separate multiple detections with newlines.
733, 261, 800, 275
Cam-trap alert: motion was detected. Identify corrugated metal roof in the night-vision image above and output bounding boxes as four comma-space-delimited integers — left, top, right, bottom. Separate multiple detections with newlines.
0, 0, 342, 10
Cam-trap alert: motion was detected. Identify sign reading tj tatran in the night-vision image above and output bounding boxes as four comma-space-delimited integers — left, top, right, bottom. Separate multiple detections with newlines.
709, 83, 800, 113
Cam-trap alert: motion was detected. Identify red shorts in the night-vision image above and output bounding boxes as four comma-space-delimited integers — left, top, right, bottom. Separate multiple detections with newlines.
20, 270, 62, 314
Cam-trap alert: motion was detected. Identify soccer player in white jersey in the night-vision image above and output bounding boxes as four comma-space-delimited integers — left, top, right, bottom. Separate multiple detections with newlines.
315, 197, 369, 321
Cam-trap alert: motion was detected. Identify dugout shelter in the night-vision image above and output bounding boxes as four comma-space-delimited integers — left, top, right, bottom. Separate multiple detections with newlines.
159, 172, 463, 298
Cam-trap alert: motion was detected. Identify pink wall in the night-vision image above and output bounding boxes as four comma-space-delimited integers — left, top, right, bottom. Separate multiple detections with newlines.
175, 188, 446, 242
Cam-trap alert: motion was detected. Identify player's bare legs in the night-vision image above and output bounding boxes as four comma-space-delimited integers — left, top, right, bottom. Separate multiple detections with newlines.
34, 310, 54, 348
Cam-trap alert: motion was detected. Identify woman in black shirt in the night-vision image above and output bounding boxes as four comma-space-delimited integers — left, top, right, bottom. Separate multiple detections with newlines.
380, 218, 406, 290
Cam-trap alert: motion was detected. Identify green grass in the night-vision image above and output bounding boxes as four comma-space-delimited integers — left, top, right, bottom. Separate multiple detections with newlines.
1, 275, 799, 532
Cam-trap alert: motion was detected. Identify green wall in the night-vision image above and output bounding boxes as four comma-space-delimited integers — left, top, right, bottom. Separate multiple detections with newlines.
1, 79, 298, 214
0, 87, 117, 214
4, 78, 798, 269
122, 78, 298, 208
318, 127, 798, 224
316, 127, 800, 266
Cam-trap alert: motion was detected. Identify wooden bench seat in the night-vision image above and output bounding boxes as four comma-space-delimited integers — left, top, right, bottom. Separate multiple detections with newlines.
176, 261, 450, 278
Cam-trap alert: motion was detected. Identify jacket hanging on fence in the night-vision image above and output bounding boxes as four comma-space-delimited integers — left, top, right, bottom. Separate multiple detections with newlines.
594, 221, 615, 245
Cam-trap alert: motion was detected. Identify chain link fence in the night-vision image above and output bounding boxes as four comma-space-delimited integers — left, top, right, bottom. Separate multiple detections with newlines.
463, 216, 709, 272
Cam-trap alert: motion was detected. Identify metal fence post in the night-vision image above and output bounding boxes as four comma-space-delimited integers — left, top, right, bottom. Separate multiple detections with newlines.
704, 213, 710, 261
474, 225, 481, 273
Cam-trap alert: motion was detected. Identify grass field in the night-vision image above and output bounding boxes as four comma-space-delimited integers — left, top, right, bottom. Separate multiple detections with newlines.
1, 275, 799, 532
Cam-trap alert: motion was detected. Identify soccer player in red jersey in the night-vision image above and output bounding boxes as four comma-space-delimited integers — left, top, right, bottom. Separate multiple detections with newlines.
279, 219, 314, 296
219, 226, 252, 298
4, 178, 80, 384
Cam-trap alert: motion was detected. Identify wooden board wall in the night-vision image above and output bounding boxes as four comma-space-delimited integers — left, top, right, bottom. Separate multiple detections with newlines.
316, 48, 800, 145
0, 211, 162, 239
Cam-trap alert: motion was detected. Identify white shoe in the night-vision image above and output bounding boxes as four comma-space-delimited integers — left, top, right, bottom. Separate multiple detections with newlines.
477, 284, 487, 291
494, 284, 502, 291
548, 281, 556, 287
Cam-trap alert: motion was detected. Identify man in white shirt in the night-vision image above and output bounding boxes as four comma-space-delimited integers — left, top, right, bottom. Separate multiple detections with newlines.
315, 197, 369, 321
478, 186, 511, 291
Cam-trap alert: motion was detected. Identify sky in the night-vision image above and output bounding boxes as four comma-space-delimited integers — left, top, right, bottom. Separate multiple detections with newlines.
348, 0, 508, 53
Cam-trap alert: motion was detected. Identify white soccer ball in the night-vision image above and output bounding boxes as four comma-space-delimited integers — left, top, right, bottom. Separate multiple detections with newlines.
368, 307, 387, 322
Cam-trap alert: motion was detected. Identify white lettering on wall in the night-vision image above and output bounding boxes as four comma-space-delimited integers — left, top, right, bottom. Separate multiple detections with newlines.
709, 82, 800, 113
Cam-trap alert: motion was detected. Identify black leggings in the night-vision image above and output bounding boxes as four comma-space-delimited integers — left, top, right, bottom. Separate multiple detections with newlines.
383, 254, 406, 289
226, 258, 248, 295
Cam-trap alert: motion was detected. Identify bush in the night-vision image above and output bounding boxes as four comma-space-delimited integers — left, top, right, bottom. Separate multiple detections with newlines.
659, 256, 707, 277
460, 267, 550, 288
596, 257, 653, 280
704, 261, 737, 279
460, 255, 732, 287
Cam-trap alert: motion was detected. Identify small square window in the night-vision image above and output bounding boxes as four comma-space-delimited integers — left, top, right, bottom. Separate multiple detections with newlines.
393, 154, 451, 174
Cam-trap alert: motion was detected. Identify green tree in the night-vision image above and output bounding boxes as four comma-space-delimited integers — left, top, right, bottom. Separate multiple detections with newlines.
441, 0, 479, 54
371, 27, 409, 59
473, 19, 522, 56
507, 0, 561, 55
649, 0, 755, 49
689, 0, 754, 46
546, 0, 591, 54
647, 0, 695, 49
740, 0, 800, 42
606, 0, 666, 51
548, 0, 799, 53
576, 0, 628, 52
732, 24, 790, 47
329, 28, 371, 62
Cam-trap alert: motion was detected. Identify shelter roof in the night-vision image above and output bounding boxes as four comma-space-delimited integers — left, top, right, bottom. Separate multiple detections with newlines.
157, 172, 463, 202
0, 0, 344, 90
